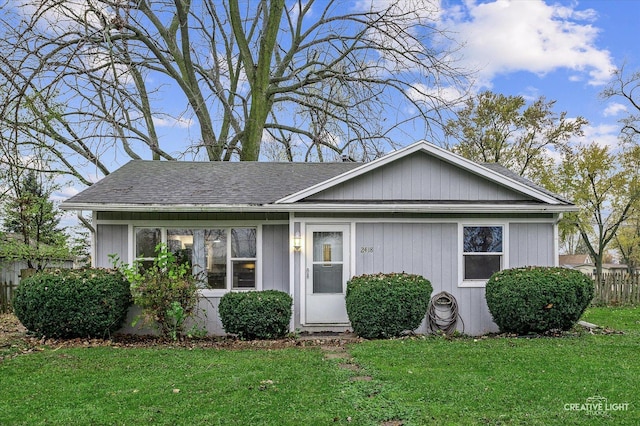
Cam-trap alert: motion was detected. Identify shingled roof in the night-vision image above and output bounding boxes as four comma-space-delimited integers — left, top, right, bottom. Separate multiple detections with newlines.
63, 160, 362, 206
61, 141, 575, 213
481, 163, 571, 204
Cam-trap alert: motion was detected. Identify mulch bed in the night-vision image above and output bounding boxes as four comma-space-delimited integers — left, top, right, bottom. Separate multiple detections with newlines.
0, 314, 363, 361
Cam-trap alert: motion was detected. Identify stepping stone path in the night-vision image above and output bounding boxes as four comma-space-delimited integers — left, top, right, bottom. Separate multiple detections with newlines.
311, 337, 374, 382
298, 334, 404, 424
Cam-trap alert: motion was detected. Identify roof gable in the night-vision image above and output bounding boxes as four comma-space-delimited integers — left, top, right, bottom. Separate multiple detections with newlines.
276, 141, 567, 205
303, 150, 532, 203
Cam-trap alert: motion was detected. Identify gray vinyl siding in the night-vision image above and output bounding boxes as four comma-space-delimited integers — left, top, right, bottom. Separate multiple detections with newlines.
509, 222, 554, 267
261, 224, 289, 292
354, 222, 498, 335
95, 224, 128, 268
355, 223, 457, 292
307, 152, 530, 202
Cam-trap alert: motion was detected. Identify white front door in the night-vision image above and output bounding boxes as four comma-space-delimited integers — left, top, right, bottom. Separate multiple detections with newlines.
304, 224, 350, 325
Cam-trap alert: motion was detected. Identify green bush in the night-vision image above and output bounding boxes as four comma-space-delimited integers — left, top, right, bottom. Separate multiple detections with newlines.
113, 244, 200, 340
13, 268, 132, 338
345, 273, 432, 339
218, 290, 292, 340
485, 266, 594, 334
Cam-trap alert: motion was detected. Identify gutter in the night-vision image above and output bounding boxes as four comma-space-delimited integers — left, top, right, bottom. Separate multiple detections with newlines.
77, 211, 95, 233
60, 202, 579, 214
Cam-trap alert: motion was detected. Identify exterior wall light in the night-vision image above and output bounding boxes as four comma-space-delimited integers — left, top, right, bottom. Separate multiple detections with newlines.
293, 231, 302, 251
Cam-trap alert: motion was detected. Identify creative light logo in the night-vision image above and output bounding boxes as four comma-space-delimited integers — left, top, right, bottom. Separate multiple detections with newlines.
564, 396, 630, 416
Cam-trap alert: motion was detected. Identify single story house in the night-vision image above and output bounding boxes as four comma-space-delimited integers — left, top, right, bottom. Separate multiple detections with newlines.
60, 141, 577, 336
559, 254, 632, 275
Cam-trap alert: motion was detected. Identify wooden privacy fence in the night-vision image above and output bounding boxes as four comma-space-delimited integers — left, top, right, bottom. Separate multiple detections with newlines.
1, 280, 18, 314
591, 272, 640, 306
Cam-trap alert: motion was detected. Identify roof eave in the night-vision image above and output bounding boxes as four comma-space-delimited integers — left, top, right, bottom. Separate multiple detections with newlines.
60, 202, 578, 214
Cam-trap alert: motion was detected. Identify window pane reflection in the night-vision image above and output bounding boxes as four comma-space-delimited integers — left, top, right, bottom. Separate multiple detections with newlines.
205, 229, 227, 289
136, 228, 160, 258
231, 228, 257, 258
232, 260, 256, 289
313, 232, 343, 262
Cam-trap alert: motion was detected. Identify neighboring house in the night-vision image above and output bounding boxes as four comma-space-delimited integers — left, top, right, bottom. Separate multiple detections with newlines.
60, 141, 577, 336
559, 254, 592, 267
559, 254, 630, 275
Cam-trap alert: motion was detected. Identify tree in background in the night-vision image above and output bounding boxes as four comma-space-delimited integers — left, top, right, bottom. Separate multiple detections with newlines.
550, 143, 640, 279
601, 65, 640, 272
1, 170, 70, 270
0, 0, 470, 184
612, 215, 640, 273
443, 91, 587, 184
601, 64, 640, 145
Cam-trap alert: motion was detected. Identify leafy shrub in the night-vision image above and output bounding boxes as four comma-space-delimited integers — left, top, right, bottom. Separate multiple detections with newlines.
113, 244, 200, 340
13, 268, 131, 338
485, 266, 594, 334
345, 273, 433, 339
218, 290, 292, 340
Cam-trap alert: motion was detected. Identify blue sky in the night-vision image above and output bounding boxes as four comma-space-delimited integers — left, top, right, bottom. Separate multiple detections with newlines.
439, 0, 637, 150
54, 0, 638, 205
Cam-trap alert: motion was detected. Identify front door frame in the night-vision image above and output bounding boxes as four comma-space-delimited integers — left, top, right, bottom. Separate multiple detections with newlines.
300, 222, 353, 326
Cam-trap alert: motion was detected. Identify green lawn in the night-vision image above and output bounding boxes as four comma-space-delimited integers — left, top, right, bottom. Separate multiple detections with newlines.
1, 307, 638, 425
582, 306, 640, 333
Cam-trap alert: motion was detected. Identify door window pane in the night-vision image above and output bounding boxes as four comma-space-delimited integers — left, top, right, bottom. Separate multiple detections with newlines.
313, 265, 343, 293
313, 232, 343, 262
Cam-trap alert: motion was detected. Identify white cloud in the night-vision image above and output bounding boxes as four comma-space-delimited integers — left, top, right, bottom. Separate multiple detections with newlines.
51, 186, 79, 202
441, 0, 615, 87
603, 102, 627, 117
152, 116, 193, 129
571, 123, 621, 150
405, 83, 467, 108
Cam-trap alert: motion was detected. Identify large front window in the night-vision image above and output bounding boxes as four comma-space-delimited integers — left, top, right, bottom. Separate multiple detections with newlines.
135, 227, 257, 291
462, 225, 503, 281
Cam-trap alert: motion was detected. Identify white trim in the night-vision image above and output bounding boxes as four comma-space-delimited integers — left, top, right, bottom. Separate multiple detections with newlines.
292, 216, 557, 224
95, 216, 556, 226
256, 224, 263, 291
65, 202, 577, 214
553, 213, 562, 267
458, 222, 509, 288
298, 221, 307, 325
96, 219, 287, 226
275, 140, 565, 205
350, 222, 357, 277
91, 211, 97, 268
127, 224, 134, 264
301, 222, 352, 326
288, 213, 296, 333
130, 225, 260, 295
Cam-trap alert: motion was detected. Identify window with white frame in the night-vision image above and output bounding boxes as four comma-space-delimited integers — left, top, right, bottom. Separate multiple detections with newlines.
135, 228, 161, 271
462, 225, 503, 281
134, 227, 257, 290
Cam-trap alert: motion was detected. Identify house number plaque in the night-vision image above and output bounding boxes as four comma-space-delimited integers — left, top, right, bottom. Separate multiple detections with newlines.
360, 247, 374, 253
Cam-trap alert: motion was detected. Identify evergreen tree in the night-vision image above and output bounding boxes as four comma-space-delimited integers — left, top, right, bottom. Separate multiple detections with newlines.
2, 170, 69, 269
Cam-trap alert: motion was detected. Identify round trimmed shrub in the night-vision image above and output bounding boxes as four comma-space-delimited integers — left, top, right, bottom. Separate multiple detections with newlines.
345, 273, 432, 339
13, 268, 132, 338
485, 266, 594, 334
218, 290, 292, 340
